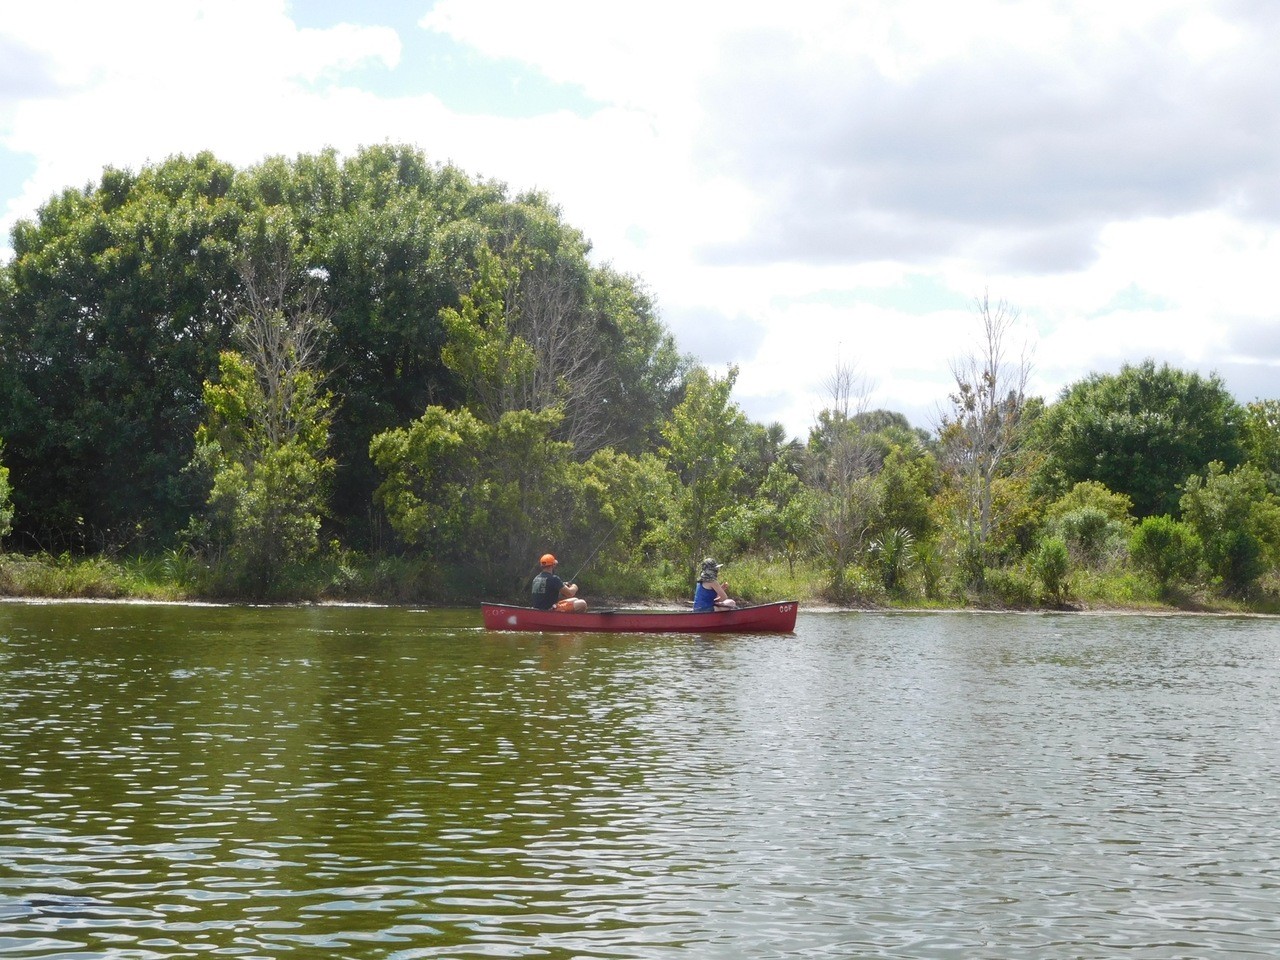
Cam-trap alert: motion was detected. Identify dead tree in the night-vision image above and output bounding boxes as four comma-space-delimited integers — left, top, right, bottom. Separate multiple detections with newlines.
936, 291, 1033, 584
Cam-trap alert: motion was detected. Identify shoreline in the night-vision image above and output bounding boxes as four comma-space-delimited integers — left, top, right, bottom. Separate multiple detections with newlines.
4, 593, 1276, 619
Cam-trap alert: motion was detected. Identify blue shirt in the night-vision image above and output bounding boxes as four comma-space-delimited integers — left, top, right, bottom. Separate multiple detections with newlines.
693, 581, 719, 612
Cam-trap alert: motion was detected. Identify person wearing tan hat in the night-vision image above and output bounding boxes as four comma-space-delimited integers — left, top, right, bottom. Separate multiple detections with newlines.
531, 553, 587, 612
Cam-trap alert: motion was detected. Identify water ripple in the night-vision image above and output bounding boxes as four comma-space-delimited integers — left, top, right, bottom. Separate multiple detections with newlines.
2, 604, 1279, 957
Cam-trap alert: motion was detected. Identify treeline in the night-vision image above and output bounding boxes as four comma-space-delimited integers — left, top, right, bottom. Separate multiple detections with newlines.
0, 145, 685, 596
1, 146, 1278, 608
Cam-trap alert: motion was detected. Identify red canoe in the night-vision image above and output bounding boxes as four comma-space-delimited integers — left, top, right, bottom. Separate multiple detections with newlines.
481, 600, 799, 634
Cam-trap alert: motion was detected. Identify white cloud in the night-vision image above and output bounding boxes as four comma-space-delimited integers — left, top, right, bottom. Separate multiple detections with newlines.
2, 0, 1278, 441
0, 1, 401, 238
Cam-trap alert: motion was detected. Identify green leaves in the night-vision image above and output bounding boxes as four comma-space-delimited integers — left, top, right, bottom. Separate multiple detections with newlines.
371, 405, 574, 589
1031, 535, 1070, 603
1, 145, 683, 555
1037, 360, 1245, 518
1242, 399, 1280, 492
0, 440, 13, 543
659, 366, 748, 565
1130, 515, 1203, 595
195, 349, 336, 591
440, 245, 536, 422
0, 152, 243, 548
1180, 462, 1280, 594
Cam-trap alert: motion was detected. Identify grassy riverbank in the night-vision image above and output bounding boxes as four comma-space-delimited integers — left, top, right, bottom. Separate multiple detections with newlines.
3, 550, 1277, 615
0, 551, 435, 605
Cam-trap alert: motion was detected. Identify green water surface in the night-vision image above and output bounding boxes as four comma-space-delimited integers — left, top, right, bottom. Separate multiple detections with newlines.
2, 602, 1278, 958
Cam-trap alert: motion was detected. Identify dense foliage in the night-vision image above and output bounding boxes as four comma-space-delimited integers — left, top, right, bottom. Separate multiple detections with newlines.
0, 154, 240, 549
0, 147, 684, 554
1033, 360, 1245, 517
1, 150, 1278, 609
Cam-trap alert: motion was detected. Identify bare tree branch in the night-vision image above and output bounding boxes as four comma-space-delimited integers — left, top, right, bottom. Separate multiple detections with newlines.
233, 254, 332, 447
810, 358, 879, 594
511, 260, 613, 453
936, 290, 1034, 575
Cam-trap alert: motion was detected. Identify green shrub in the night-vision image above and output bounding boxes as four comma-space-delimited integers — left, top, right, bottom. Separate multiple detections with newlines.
1044, 480, 1134, 525
870, 528, 915, 591
1052, 506, 1125, 567
1205, 528, 1265, 597
823, 563, 884, 606
1130, 515, 1202, 594
1032, 536, 1071, 603
1179, 462, 1279, 596
912, 539, 944, 600
981, 566, 1038, 608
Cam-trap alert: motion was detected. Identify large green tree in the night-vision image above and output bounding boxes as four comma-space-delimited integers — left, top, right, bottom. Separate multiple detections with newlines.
0, 153, 242, 549
1034, 360, 1244, 518
659, 365, 749, 570
584, 267, 688, 455
0, 144, 684, 554
233, 145, 684, 546
874, 440, 940, 545
266, 146, 501, 539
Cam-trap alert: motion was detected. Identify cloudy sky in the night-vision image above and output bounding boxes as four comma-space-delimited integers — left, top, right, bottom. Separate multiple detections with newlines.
2, 0, 1277, 438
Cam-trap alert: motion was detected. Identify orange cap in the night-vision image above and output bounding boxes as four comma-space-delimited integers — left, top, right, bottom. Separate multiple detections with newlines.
540, 553, 557, 567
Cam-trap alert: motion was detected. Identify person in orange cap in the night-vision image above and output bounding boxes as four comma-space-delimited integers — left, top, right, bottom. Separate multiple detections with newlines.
531, 553, 587, 612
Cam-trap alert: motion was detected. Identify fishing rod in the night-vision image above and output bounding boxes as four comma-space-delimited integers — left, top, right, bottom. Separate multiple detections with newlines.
568, 516, 625, 583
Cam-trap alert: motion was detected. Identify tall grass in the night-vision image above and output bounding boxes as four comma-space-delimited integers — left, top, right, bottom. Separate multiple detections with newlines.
0, 553, 187, 600
2, 548, 1276, 613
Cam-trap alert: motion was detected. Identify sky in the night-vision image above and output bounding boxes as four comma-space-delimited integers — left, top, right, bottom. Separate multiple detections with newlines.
2, 0, 1277, 440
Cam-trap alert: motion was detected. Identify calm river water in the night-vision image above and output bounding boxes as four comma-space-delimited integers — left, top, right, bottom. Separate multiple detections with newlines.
1, 601, 1278, 959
